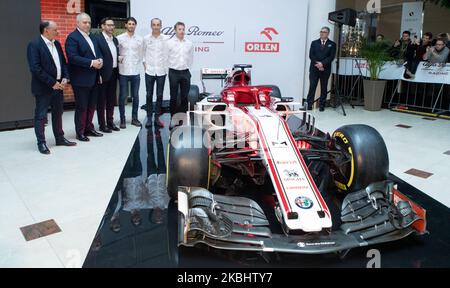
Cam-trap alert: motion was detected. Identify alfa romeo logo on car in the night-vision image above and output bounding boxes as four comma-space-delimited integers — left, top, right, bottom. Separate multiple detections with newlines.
295, 196, 313, 209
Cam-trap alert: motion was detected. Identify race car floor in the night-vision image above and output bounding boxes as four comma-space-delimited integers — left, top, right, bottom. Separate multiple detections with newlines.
83, 106, 450, 268
0, 104, 449, 267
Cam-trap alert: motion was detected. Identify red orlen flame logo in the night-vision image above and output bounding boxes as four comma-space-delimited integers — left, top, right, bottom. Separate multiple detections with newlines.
260, 27, 279, 41
245, 27, 280, 53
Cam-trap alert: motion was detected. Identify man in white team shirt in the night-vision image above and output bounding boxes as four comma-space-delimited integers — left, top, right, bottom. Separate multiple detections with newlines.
117, 17, 144, 128
143, 18, 168, 129
166, 22, 194, 128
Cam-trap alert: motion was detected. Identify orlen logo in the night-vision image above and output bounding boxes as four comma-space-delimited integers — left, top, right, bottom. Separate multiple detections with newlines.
245, 27, 280, 53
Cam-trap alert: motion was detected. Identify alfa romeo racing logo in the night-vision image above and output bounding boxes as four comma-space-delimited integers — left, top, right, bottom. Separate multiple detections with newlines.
295, 196, 313, 209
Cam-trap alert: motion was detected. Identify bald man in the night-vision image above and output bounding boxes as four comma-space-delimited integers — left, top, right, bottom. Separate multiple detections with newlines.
65, 13, 104, 142
27, 21, 76, 154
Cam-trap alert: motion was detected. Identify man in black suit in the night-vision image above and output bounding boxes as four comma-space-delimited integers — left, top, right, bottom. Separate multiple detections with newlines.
27, 21, 77, 154
65, 13, 104, 142
95, 17, 120, 133
306, 26, 336, 112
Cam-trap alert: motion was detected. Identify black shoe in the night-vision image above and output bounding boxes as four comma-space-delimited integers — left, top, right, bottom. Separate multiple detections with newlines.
141, 104, 147, 110
145, 120, 153, 129
76, 135, 90, 142
85, 129, 103, 137
120, 120, 126, 129
56, 138, 77, 146
131, 119, 142, 127
306, 103, 313, 110
108, 124, 120, 131
319, 106, 325, 112
38, 143, 50, 155
99, 126, 112, 133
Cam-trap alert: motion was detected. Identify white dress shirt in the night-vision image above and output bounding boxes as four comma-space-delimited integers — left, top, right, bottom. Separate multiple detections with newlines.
167, 37, 194, 70
103, 32, 117, 68
77, 28, 96, 57
117, 32, 144, 76
41, 35, 62, 80
143, 34, 168, 76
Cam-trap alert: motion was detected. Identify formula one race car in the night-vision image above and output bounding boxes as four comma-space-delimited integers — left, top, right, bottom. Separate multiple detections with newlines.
166, 64, 427, 255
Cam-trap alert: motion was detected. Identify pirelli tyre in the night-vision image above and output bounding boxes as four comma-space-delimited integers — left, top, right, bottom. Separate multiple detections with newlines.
166, 126, 211, 199
188, 85, 200, 111
332, 124, 389, 192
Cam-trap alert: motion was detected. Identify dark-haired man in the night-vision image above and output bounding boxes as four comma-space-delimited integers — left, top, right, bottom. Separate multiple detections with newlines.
306, 26, 336, 112
424, 39, 450, 64
143, 18, 168, 129
27, 21, 76, 154
96, 17, 120, 133
117, 17, 144, 128
167, 22, 194, 127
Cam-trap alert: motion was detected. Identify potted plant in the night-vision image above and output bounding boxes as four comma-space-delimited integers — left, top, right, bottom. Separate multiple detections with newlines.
360, 40, 392, 111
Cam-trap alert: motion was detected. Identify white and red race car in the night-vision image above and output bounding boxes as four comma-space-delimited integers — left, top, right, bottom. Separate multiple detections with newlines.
166, 64, 427, 255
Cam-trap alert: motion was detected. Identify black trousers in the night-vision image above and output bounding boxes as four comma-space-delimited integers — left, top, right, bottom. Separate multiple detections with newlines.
33, 90, 64, 145
306, 68, 331, 107
97, 68, 118, 128
169, 69, 191, 116
73, 85, 99, 136
145, 73, 166, 116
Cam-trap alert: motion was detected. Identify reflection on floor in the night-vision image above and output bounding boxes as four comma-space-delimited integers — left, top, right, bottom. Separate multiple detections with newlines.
83, 110, 450, 268
1, 105, 449, 267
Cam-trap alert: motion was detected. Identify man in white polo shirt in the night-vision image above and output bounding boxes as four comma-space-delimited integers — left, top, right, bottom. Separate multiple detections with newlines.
143, 18, 168, 129
166, 21, 194, 128
117, 17, 144, 128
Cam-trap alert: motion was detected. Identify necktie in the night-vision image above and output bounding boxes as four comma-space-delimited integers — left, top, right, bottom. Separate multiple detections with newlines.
321, 41, 325, 49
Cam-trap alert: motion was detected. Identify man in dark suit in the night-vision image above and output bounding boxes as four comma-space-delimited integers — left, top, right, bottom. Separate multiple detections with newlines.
306, 26, 336, 112
95, 17, 120, 133
27, 21, 76, 154
65, 13, 104, 142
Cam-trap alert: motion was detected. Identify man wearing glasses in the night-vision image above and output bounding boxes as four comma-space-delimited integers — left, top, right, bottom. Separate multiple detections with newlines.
306, 26, 336, 112
95, 17, 121, 133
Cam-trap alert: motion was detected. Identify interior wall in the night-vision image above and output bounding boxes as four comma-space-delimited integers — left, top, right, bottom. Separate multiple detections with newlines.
336, 0, 450, 42
0, 0, 41, 130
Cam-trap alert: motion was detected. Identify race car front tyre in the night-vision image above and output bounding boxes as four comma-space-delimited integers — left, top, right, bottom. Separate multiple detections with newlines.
332, 124, 389, 192
166, 126, 211, 199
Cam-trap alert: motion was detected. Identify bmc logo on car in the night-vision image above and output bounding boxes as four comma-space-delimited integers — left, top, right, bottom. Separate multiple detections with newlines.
245, 27, 280, 53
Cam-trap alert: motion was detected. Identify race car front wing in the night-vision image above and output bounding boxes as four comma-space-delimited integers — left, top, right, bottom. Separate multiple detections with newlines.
177, 181, 427, 255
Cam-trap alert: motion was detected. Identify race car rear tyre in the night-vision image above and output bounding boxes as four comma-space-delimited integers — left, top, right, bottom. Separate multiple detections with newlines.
188, 85, 200, 111
166, 126, 211, 199
332, 124, 389, 192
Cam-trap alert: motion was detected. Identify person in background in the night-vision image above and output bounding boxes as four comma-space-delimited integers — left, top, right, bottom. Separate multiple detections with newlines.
306, 26, 336, 112
390, 31, 416, 63
167, 21, 194, 128
27, 20, 76, 154
117, 17, 144, 129
376, 34, 385, 42
143, 18, 168, 129
423, 39, 450, 64
404, 32, 433, 79
65, 13, 104, 142
95, 17, 120, 133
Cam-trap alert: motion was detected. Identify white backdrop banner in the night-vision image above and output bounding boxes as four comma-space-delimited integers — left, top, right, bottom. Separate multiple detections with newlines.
400, 2, 424, 39
131, 0, 309, 101
333, 58, 450, 84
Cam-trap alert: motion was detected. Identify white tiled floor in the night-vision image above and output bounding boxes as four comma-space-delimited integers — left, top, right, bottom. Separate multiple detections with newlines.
0, 104, 449, 267
0, 105, 144, 268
